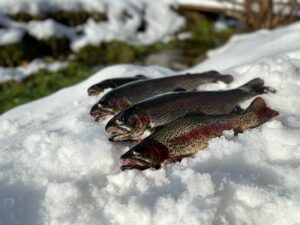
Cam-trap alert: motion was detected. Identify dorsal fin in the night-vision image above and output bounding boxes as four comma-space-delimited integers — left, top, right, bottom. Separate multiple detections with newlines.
135, 74, 147, 79
173, 88, 186, 92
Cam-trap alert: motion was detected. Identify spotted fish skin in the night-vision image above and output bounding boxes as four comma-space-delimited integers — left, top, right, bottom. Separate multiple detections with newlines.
91, 71, 234, 121
120, 97, 278, 170
106, 78, 275, 141
100, 71, 233, 107
153, 97, 278, 157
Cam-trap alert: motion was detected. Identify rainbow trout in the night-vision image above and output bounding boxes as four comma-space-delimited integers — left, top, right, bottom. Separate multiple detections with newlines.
106, 78, 275, 141
90, 71, 233, 121
120, 97, 278, 170
87, 75, 147, 96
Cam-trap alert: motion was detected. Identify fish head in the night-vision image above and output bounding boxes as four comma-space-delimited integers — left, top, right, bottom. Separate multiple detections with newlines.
120, 139, 169, 170
90, 99, 114, 121
90, 96, 130, 121
87, 84, 102, 96
106, 108, 149, 141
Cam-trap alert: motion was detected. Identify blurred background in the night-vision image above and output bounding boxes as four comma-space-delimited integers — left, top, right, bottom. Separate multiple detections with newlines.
0, 0, 299, 114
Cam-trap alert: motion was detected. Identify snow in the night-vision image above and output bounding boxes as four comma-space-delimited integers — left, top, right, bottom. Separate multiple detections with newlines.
0, 27, 24, 46
189, 22, 300, 72
0, 1, 185, 50
27, 19, 77, 41
0, 1, 184, 84
0, 59, 68, 83
1, 21, 300, 225
0, 1, 185, 83
0, 0, 105, 15
178, 0, 233, 8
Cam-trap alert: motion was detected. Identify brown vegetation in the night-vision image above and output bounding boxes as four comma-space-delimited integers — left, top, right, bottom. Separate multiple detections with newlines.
221, 0, 299, 30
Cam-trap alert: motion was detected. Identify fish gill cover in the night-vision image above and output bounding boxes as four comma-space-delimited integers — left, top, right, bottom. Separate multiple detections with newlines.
1, 21, 300, 225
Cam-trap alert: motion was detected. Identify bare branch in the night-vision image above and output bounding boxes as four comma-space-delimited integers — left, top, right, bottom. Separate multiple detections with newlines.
219, 0, 300, 30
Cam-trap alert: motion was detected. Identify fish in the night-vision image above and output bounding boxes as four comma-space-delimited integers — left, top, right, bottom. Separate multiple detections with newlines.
87, 75, 147, 96
90, 71, 233, 121
120, 97, 278, 170
106, 78, 276, 141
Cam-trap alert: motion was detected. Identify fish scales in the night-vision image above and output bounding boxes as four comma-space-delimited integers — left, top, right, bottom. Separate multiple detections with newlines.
153, 112, 258, 157
120, 97, 279, 171
91, 71, 233, 121
107, 78, 276, 141
104, 72, 232, 104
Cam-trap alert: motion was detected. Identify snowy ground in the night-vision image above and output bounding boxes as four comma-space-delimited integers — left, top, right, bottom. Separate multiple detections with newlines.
1, 22, 300, 225
0, 0, 184, 83
0, 59, 68, 83
0, 1, 184, 49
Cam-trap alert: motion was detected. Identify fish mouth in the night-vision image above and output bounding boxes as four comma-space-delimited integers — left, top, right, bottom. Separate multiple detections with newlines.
107, 125, 136, 141
90, 105, 114, 121
87, 87, 102, 96
120, 158, 150, 171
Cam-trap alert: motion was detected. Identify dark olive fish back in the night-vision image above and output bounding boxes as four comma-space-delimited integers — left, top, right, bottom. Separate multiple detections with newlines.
100, 71, 233, 105
123, 78, 274, 127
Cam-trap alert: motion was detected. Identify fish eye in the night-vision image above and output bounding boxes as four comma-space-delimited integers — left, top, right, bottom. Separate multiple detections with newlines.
99, 100, 108, 107
144, 152, 152, 159
119, 117, 126, 122
116, 119, 123, 125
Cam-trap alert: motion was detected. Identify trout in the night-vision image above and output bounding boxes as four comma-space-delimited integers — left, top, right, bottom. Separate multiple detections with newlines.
90, 71, 233, 121
106, 78, 276, 141
120, 97, 278, 170
87, 75, 147, 96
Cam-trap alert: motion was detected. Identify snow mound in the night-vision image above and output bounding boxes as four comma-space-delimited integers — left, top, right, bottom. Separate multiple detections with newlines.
1, 23, 300, 225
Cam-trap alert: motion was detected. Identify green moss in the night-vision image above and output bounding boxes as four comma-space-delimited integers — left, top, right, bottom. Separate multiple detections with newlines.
0, 42, 25, 67
0, 34, 70, 67
1, 11, 239, 67
75, 42, 150, 66
50, 11, 107, 26
0, 61, 91, 114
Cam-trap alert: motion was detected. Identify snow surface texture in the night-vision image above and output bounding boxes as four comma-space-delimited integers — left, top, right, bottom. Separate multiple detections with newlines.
1, 22, 300, 225
0, 59, 68, 83
0, 1, 185, 49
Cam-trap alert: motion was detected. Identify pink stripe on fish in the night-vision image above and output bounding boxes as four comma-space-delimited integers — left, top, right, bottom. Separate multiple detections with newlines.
168, 123, 234, 144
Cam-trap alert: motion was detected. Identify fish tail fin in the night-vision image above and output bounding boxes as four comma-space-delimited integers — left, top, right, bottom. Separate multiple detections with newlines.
238, 78, 276, 95
245, 97, 279, 126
